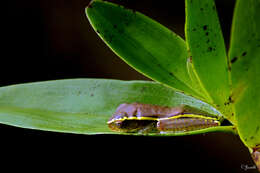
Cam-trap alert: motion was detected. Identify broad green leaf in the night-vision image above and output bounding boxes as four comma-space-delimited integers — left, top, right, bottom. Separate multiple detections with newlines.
86, 0, 205, 99
229, 0, 260, 148
185, 0, 233, 122
0, 79, 233, 135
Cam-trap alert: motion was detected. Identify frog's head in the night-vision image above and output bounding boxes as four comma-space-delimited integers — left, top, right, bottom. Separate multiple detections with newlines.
107, 103, 158, 133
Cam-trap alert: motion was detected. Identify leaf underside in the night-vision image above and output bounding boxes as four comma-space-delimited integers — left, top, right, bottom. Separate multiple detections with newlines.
0, 79, 233, 136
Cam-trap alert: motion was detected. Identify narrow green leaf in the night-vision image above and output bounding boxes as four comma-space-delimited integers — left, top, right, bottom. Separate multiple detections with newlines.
185, 0, 233, 122
186, 57, 209, 100
86, 0, 204, 99
229, 0, 260, 148
0, 79, 232, 135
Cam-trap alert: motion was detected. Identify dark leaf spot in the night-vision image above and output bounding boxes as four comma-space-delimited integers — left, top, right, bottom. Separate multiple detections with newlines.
224, 96, 234, 106
205, 32, 209, 36
256, 126, 260, 133
90, 93, 94, 97
208, 47, 213, 51
228, 96, 234, 103
206, 39, 210, 43
125, 21, 130, 26
203, 25, 208, 30
200, 8, 204, 11
231, 57, 238, 63
242, 52, 247, 56
169, 72, 174, 76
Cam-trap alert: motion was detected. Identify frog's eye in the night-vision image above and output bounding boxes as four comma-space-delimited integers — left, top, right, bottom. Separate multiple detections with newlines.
108, 119, 123, 131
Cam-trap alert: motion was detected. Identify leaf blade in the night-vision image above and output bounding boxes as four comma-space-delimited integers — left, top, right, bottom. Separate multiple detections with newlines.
185, 0, 232, 122
86, 0, 204, 99
0, 79, 229, 135
229, 0, 260, 148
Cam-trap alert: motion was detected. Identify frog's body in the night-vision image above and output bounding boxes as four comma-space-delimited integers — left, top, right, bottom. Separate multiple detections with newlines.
107, 103, 221, 133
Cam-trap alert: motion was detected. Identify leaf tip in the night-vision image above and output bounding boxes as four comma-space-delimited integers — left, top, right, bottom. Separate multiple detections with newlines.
86, 0, 94, 10
85, 0, 100, 14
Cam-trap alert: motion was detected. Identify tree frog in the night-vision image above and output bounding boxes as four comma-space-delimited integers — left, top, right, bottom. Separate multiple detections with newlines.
107, 103, 221, 133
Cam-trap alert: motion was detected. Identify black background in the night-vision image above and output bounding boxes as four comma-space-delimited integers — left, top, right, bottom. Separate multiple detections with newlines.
3, 0, 258, 172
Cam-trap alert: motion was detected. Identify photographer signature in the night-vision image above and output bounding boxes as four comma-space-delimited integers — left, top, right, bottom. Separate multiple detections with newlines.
241, 164, 256, 171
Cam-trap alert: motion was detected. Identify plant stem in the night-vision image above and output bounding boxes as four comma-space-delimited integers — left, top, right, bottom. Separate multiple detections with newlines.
250, 147, 260, 171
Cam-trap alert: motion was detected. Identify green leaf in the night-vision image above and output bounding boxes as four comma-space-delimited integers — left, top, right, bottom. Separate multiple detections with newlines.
186, 57, 209, 100
229, 0, 260, 148
86, 0, 204, 99
0, 79, 233, 135
185, 0, 233, 122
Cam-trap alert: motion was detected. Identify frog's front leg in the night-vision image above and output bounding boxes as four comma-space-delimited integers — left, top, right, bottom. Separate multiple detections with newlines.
137, 121, 159, 134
